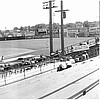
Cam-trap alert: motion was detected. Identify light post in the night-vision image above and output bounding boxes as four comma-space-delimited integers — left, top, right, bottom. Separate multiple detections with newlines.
23, 68, 25, 78
53, 13, 55, 24
43, 0, 57, 56
4, 72, 6, 85
53, 13, 55, 37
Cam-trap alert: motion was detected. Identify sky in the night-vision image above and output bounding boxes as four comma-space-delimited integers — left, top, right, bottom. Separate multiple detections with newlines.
0, 0, 99, 30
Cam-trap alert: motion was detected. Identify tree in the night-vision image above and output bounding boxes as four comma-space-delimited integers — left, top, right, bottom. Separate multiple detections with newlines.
23, 26, 28, 31
19, 26, 24, 31
75, 21, 83, 28
53, 23, 60, 30
83, 21, 90, 32
28, 26, 31, 31
30, 26, 35, 31
83, 21, 90, 27
64, 23, 76, 28
13, 27, 18, 31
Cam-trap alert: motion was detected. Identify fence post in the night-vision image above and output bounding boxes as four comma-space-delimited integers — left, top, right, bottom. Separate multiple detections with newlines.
54, 59, 55, 69
4, 72, 6, 85
39, 63, 42, 74
23, 68, 25, 78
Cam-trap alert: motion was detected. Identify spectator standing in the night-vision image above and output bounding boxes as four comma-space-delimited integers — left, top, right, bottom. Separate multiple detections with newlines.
82, 52, 86, 61
69, 56, 75, 64
85, 51, 89, 60
66, 58, 72, 68
57, 64, 64, 71
82, 51, 89, 61
70, 45, 74, 53
75, 55, 79, 63
0, 56, 4, 62
95, 37, 99, 44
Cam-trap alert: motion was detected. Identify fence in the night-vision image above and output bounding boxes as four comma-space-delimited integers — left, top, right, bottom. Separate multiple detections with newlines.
0, 60, 67, 86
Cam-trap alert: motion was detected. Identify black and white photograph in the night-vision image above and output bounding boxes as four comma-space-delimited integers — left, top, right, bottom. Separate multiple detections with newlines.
0, 0, 100, 99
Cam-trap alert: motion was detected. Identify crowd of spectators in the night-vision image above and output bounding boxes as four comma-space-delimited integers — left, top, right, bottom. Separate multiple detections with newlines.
0, 49, 90, 78
0, 54, 51, 79
0, 37, 99, 79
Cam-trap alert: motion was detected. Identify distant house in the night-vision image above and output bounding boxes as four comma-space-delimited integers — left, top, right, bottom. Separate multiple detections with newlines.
4, 31, 10, 37
75, 22, 83, 28
89, 21, 99, 27
36, 28, 47, 36
0, 33, 3, 37
89, 27, 100, 37
78, 27, 88, 37
10, 30, 18, 37
67, 27, 79, 37
0, 31, 5, 41
24, 31, 35, 39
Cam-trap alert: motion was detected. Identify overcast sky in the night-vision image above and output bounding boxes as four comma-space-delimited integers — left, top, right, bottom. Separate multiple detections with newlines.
0, 0, 99, 30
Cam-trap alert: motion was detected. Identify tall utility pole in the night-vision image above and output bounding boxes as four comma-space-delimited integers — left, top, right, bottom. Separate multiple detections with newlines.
99, 1, 100, 31
55, 0, 69, 55
43, 0, 57, 56
49, 0, 53, 55
61, 0, 64, 55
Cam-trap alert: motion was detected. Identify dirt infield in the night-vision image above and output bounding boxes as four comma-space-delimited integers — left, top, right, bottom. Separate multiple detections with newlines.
0, 37, 93, 58
0, 48, 34, 59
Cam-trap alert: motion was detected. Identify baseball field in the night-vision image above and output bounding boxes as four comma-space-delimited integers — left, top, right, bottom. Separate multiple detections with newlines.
0, 37, 94, 59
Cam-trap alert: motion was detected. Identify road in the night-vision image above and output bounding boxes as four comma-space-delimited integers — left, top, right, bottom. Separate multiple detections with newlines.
0, 56, 99, 99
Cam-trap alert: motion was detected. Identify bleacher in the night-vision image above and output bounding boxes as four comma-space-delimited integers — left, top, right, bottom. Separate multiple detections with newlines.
63, 37, 99, 59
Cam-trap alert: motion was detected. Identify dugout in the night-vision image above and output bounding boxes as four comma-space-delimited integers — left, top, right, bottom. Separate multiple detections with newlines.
88, 44, 99, 58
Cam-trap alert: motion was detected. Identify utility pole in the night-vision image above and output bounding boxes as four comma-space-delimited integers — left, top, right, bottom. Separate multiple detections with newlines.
49, 0, 53, 55
61, 0, 64, 55
43, 0, 57, 56
99, 1, 100, 34
55, 0, 69, 56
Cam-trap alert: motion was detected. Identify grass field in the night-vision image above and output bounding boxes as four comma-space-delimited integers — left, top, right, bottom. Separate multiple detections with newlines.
0, 37, 94, 58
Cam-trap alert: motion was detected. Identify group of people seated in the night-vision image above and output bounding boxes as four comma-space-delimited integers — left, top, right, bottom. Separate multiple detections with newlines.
0, 48, 90, 75
57, 51, 89, 72
57, 56, 75, 72
0, 55, 44, 73
0, 55, 48, 78
75, 51, 89, 63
